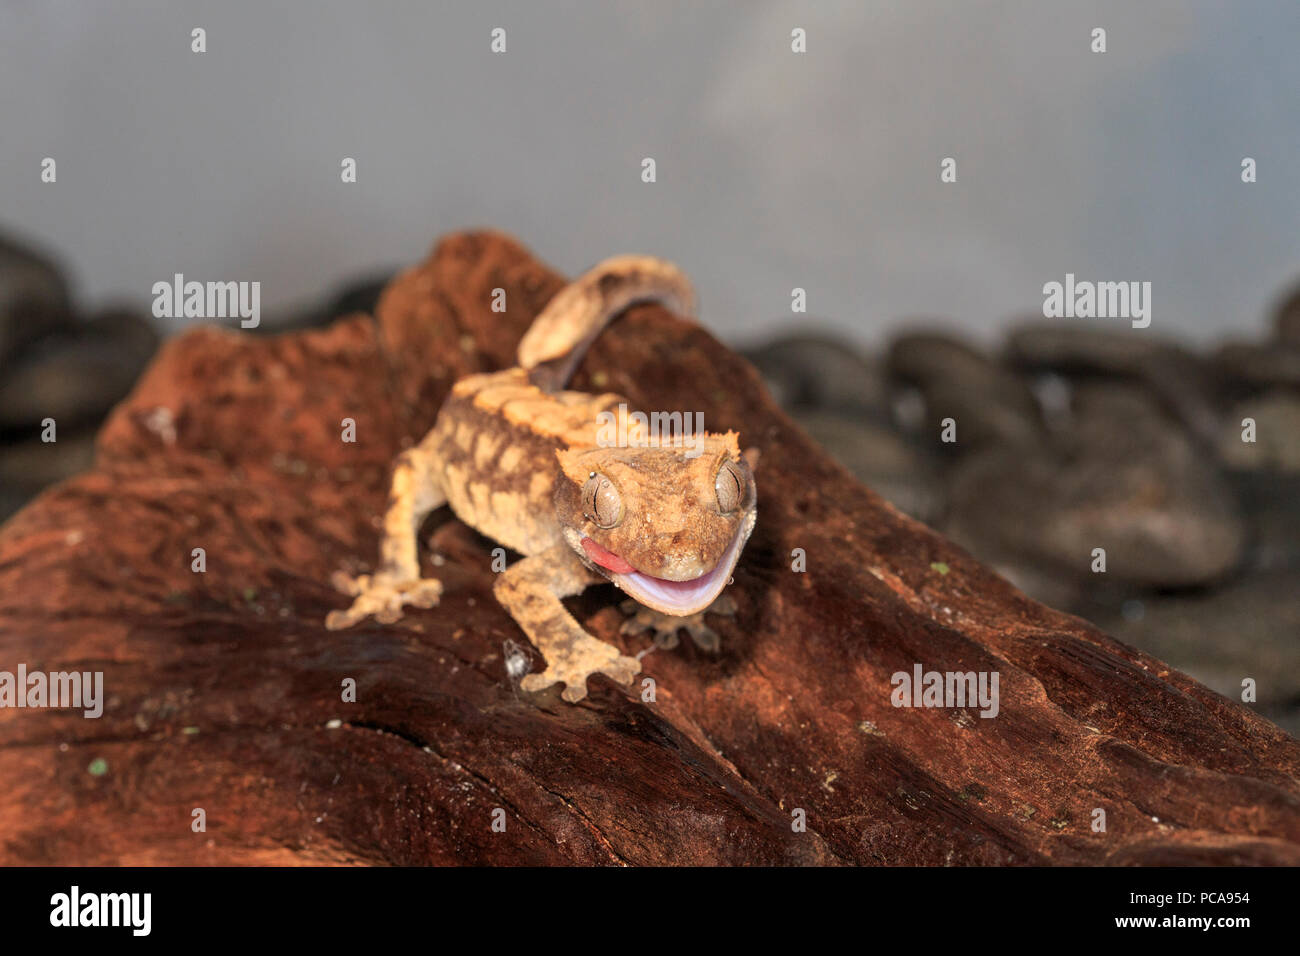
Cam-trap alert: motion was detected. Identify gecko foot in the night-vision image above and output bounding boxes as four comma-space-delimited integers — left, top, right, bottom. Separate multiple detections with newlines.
619, 593, 737, 653
325, 570, 443, 629
519, 635, 641, 703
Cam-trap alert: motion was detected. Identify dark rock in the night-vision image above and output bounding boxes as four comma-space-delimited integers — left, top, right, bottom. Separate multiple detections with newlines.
1218, 391, 1300, 473
889, 331, 1023, 397
0, 233, 74, 367
0, 308, 159, 432
328, 271, 396, 319
1228, 471, 1300, 572
0, 489, 28, 524
946, 385, 1245, 589
742, 331, 887, 416
1067, 381, 1173, 438
790, 410, 943, 522
0, 429, 97, 509
1129, 348, 1224, 449
1213, 341, 1300, 393
912, 377, 1044, 450
1083, 572, 1300, 737
0, 231, 1295, 865
86, 305, 163, 356
1005, 322, 1176, 376
1006, 322, 1222, 445
1274, 284, 1300, 347
887, 331, 1042, 451
253, 272, 399, 335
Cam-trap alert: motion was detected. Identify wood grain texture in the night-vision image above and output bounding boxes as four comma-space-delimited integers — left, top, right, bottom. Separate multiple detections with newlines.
0, 231, 1296, 865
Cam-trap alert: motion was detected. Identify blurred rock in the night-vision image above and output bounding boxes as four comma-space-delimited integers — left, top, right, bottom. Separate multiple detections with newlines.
914, 377, 1045, 450
945, 386, 1244, 589
0, 429, 97, 520
1212, 341, 1300, 392
743, 331, 887, 416
887, 331, 1041, 451
254, 271, 398, 334
1007, 322, 1222, 445
1274, 284, 1300, 347
1083, 572, 1300, 735
1228, 471, 1300, 572
0, 490, 27, 523
1005, 322, 1175, 376
1218, 390, 1300, 473
972, 553, 1085, 613
328, 271, 394, 318
0, 307, 159, 432
0, 233, 73, 367
1129, 347, 1223, 449
87, 304, 163, 356
1067, 381, 1171, 438
791, 410, 944, 522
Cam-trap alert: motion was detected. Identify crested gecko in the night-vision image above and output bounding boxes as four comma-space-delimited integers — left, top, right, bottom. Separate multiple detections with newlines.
325, 256, 757, 702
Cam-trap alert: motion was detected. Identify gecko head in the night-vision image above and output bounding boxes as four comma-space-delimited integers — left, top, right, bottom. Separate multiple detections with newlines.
554, 432, 757, 617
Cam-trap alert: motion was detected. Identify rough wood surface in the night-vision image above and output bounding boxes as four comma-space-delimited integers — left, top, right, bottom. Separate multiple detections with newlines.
1, 231, 1297, 865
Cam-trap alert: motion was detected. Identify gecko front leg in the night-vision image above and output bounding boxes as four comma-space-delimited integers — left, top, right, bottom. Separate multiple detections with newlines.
619, 593, 737, 653
494, 543, 641, 702
326, 442, 446, 629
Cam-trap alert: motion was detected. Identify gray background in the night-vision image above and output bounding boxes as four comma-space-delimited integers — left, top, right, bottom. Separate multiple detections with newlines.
3, 0, 1298, 346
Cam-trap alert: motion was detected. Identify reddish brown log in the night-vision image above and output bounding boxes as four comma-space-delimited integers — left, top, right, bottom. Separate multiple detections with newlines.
0, 231, 1296, 865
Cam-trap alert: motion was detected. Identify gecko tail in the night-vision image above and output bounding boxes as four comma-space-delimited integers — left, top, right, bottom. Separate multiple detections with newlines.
517, 254, 695, 392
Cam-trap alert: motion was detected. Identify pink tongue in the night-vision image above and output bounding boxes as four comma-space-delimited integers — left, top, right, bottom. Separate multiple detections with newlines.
581, 537, 636, 574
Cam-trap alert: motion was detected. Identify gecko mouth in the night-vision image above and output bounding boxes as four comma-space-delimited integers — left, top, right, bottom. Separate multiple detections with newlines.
580, 519, 750, 617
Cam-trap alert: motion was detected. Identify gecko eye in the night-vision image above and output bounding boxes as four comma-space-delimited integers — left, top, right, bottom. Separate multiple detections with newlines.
715, 460, 746, 513
582, 474, 623, 528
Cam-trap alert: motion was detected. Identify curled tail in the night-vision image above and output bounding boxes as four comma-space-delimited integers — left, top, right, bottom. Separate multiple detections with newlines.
518, 254, 695, 392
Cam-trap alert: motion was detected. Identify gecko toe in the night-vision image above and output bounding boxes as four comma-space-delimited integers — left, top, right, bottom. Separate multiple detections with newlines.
687, 624, 720, 653
324, 608, 357, 631
519, 649, 638, 702
325, 573, 443, 629
618, 598, 729, 653
519, 673, 550, 693
601, 655, 642, 686
559, 682, 589, 704
330, 570, 370, 596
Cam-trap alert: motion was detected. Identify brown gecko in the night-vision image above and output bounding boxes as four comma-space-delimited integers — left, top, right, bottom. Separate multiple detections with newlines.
325, 256, 758, 702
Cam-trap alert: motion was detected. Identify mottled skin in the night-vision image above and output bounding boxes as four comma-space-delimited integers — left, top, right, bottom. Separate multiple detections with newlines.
327, 256, 758, 702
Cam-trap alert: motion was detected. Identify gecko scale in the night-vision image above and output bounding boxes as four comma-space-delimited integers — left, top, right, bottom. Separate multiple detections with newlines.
325, 256, 758, 702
